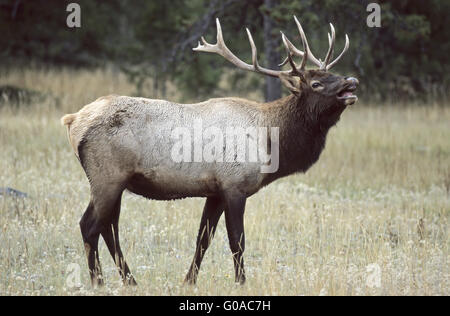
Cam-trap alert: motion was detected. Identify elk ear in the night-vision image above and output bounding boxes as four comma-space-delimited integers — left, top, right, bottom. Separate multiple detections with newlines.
278, 73, 301, 96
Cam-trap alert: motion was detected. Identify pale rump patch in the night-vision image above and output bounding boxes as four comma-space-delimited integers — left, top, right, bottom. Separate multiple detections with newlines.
61, 96, 117, 158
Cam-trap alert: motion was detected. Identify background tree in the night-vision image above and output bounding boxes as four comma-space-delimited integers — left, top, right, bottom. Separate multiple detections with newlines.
262, 0, 282, 101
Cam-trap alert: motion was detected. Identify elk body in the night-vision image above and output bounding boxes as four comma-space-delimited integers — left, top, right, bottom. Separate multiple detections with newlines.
61, 16, 358, 286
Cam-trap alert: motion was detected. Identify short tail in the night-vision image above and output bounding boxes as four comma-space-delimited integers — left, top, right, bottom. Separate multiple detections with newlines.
61, 113, 79, 157
61, 113, 77, 126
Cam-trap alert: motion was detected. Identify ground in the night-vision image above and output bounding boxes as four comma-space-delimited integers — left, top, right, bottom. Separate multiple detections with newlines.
0, 68, 448, 295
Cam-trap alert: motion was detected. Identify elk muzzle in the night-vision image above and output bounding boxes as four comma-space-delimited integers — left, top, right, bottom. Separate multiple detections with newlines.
337, 77, 359, 105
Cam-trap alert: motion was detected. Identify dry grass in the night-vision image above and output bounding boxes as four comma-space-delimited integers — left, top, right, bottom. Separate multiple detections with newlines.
0, 68, 448, 295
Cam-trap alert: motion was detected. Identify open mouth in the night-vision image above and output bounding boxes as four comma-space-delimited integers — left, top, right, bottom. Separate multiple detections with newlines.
337, 85, 358, 104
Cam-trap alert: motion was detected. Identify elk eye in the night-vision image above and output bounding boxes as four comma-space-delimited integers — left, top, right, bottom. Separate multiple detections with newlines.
311, 82, 322, 89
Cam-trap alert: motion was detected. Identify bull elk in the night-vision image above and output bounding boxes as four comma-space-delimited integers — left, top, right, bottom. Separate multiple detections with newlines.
61, 16, 358, 286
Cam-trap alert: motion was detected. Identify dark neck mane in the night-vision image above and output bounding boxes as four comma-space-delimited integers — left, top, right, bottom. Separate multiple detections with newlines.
261, 94, 329, 184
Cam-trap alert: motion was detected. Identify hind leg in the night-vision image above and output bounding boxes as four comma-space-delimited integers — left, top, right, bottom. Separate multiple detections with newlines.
80, 201, 104, 287
100, 192, 137, 285
80, 184, 130, 287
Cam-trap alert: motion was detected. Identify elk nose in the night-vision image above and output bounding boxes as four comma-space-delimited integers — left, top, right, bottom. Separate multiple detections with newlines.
345, 77, 359, 85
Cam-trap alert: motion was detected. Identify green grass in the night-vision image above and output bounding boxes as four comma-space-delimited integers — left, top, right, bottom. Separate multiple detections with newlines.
0, 68, 448, 295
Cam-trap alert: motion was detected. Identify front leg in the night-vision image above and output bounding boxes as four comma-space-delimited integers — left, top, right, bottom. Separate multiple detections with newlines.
185, 196, 224, 284
223, 192, 247, 284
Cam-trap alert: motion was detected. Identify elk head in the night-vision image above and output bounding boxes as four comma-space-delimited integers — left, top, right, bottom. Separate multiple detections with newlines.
193, 17, 359, 128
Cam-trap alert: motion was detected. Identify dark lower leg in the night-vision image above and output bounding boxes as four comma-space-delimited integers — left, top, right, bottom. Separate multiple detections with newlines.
84, 236, 103, 286
102, 223, 137, 285
224, 194, 246, 284
230, 234, 245, 284
185, 196, 224, 284
80, 203, 104, 287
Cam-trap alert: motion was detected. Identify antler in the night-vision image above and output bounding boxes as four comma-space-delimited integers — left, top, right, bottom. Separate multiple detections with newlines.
193, 18, 294, 78
279, 16, 349, 71
193, 17, 350, 77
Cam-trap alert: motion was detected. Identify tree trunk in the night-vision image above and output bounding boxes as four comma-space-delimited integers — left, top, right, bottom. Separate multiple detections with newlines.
263, 0, 281, 102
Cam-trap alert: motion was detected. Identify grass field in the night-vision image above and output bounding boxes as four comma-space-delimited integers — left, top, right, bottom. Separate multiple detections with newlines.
0, 68, 448, 295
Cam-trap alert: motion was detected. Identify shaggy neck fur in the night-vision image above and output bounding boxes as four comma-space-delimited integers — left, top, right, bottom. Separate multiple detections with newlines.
261, 93, 345, 184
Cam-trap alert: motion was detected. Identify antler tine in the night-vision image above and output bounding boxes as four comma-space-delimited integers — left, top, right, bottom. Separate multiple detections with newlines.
279, 24, 309, 72
327, 33, 332, 52
278, 56, 289, 67
293, 16, 322, 68
298, 25, 308, 71
246, 28, 260, 71
281, 32, 300, 73
326, 34, 349, 70
278, 32, 305, 67
322, 23, 335, 69
193, 19, 225, 53
216, 17, 224, 46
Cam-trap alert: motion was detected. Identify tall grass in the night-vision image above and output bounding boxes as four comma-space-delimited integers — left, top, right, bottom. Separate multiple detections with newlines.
0, 68, 448, 295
